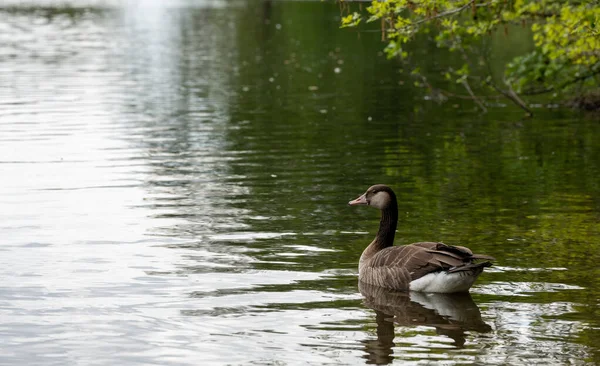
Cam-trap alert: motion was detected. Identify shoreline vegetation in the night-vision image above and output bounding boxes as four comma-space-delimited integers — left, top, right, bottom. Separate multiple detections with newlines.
338, 0, 600, 114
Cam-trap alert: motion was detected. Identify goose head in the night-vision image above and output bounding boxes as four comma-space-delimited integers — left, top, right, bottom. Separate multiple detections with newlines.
348, 184, 396, 210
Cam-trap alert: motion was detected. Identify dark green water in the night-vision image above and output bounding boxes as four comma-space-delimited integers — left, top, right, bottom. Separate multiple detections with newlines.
0, 1, 598, 365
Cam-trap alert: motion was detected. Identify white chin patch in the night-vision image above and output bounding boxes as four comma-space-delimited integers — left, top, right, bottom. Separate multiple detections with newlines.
369, 191, 390, 209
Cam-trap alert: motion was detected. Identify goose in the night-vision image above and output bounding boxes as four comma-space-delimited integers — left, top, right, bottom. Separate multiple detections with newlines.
349, 184, 494, 293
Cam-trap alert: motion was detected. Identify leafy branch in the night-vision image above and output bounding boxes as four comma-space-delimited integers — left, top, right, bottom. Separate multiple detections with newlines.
339, 0, 600, 112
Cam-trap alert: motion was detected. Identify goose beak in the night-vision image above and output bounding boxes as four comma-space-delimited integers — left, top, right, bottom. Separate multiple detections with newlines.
348, 193, 368, 206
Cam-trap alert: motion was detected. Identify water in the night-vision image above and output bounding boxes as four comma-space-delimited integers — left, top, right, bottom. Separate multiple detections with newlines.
1, 1, 599, 365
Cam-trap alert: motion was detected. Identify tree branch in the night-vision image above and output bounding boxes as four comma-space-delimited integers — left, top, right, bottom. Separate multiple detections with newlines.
411, 1, 476, 26
462, 79, 488, 113
485, 79, 533, 115
521, 65, 600, 95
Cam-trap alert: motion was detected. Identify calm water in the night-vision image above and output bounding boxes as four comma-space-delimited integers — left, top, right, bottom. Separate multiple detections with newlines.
1, 1, 599, 365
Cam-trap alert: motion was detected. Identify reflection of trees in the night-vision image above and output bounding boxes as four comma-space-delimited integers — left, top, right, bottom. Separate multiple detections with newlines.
225, 1, 416, 246
359, 281, 491, 364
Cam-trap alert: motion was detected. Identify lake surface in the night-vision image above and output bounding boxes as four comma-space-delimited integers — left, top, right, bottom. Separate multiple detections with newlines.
1, 1, 599, 365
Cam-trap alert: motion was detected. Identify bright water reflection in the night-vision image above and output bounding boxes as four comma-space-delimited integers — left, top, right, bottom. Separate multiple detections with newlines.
0, 1, 599, 365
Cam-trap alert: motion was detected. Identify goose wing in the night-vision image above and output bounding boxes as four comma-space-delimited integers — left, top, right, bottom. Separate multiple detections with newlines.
361, 242, 494, 290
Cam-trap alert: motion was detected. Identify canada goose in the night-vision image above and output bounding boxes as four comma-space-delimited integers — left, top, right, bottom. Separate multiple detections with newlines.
349, 184, 494, 293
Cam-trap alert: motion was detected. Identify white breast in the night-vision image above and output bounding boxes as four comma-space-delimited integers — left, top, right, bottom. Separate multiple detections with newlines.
409, 271, 479, 293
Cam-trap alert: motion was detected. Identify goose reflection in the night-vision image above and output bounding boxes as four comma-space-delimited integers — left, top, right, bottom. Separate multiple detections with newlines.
359, 281, 491, 364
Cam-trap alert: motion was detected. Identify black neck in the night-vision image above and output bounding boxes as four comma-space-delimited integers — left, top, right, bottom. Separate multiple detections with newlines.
374, 201, 398, 249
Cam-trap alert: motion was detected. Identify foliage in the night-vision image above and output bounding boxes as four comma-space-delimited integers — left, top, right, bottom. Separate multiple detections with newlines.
340, 0, 600, 112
